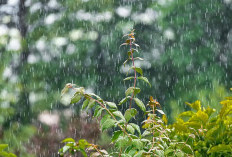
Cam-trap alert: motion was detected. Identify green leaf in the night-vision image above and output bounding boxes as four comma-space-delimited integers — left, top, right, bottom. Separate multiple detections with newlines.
113, 111, 125, 121
178, 111, 194, 118
118, 96, 130, 105
86, 93, 102, 100
124, 77, 134, 81
137, 76, 151, 87
134, 67, 143, 76
93, 106, 104, 117
126, 124, 135, 134
133, 88, 141, 95
129, 123, 141, 136
61, 84, 71, 96
124, 108, 137, 122
86, 99, 95, 110
132, 139, 143, 149
125, 87, 134, 96
125, 87, 141, 96
208, 144, 232, 154
101, 115, 110, 126
61, 138, 75, 143
101, 119, 116, 132
134, 57, 143, 61
134, 150, 145, 157
62, 145, 70, 153
82, 99, 89, 110
106, 101, 117, 109
156, 109, 165, 115
133, 43, 140, 47
78, 139, 89, 149
164, 148, 174, 156
112, 131, 123, 142
115, 136, 130, 148
134, 98, 146, 112
186, 100, 201, 111
70, 93, 82, 104
123, 59, 129, 67
0, 144, 8, 151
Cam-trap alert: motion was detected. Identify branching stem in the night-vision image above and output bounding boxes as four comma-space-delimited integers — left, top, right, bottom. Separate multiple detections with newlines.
86, 95, 132, 140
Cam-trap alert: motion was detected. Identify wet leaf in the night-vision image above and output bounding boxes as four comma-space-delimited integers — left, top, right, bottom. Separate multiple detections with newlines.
70, 93, 82, 104
135, 67, 143, 76
126, 124, 135, 134
124, 77, 134, 81
101, 119, 116, 132
61, 138, 75, 143
132, 139, 143, 149
113, 111, 125, 121
129, 123, 141, 136
82, 99, 89, 110
112, 130, 123, 142
137, 76, 151, 87
134, 57, 143, 60
123, 59, 129, 67
125, 87, 141, 96
106, 101, 117, 109
124, 108, 137, 122
118, 96, 130, 105
134, 98, 146, 112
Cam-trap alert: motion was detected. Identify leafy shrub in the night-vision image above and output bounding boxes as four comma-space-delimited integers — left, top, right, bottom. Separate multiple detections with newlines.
59, 30, 193, 157
171, 98, 232, 156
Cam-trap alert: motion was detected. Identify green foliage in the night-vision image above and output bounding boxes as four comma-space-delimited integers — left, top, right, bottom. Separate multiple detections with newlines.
0, 144, 16, 157
171, 97, 232, 156
59, 30, 192, 156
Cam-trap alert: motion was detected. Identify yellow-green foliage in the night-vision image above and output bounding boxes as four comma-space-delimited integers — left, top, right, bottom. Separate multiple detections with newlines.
172, 97, 232, 156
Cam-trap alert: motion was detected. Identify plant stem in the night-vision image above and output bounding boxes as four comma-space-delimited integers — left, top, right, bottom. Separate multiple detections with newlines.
86, 95, 132, 140
149, 105, 156, 153
129, 39, 137, 109
89, 144, 104, 157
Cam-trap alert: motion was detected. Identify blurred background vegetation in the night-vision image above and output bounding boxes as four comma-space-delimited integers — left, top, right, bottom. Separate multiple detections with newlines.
1, 0, 232, 156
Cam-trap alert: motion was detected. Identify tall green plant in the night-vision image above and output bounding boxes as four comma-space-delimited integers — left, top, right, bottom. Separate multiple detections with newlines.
59, 30, 192, 157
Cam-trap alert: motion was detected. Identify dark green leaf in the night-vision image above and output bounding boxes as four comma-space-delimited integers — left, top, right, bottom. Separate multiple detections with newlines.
115, 136, 130, 148
134, 98, 146, 112
93, 106, 104, 117
124, 108, 137, 122
101, 119, 116, 132
86, 99, 95, 110
132, 139, 143, 149
129, 123, 141, 136
112, 131, 123, 142
82, 99, 89, 110
118, 96, 130, 105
